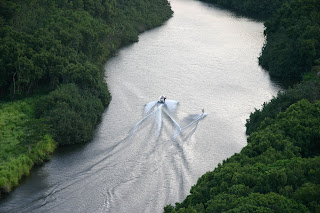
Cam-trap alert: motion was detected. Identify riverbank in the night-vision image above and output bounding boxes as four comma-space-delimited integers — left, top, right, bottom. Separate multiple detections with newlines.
0, 0, 173, 197
0, 97, 57, 196
165, 73, 320, 212
165, 0, 320, 212
0, 1, 281, 210
200, 0, 290, 19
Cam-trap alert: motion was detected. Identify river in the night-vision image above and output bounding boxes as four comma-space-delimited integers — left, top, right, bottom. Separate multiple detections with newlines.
0, 0, 281, 212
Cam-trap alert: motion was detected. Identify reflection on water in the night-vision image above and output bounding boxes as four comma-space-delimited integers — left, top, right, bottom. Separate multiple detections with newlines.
269, 75, 301, 89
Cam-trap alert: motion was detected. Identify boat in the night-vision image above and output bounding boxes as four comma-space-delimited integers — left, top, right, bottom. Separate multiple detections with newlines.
158, 95, 166, 103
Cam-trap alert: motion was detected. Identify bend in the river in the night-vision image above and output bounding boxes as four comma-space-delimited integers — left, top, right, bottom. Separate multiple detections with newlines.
0, 0, 281, 212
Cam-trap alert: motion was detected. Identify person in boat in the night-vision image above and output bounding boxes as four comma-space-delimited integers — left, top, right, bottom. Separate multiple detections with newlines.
159, 95, 166, 103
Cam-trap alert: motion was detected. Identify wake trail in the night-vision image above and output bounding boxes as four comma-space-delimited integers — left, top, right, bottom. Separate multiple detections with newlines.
131, 104, 162, 135
155, 105, 163, 140
162, 110, 181, 139
59, 98, 207, 213
181, 113, 207, 131
164, 100, 179, 114
144, 101, 158, 115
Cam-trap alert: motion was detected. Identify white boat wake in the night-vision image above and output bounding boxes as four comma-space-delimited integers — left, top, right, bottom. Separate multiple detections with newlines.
12, 98, 207, 213
130, 99, 207, 140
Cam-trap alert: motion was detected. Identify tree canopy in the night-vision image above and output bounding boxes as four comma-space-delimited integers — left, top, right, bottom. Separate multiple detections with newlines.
166, 99, 320, 212
0, 0, 172, 145
200, 0, 320, 79
200, 0, 292, 19
166, 0, 320, 212
259, 0, 320, 78
0, 0, 173, 197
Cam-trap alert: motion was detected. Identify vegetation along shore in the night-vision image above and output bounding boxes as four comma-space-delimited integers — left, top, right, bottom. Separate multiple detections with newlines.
0, 0, 173, 197
165, 0, 320, 212
1, 0, 319, 211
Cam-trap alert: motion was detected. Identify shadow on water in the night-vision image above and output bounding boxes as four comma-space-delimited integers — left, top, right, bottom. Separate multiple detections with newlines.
199, 1, 266, 22
269, 75, 301, 90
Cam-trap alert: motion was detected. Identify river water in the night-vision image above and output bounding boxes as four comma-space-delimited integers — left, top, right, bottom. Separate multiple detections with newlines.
0, 0, 281, 212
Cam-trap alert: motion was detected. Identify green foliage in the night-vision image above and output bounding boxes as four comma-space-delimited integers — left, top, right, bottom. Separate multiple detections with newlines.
0, 0, 111, 97
166, 100, 320, 212
200, 0, 291, 19
259, 0, 320, 78
206, 192, 309, 212
1, 0, 172, 144
0, 98, 57, 197
0, 0, 172, 98
166, 1, 320, 212
0, 0, 173, 197
35, 83, 107, 145
246, 77, 320, 135
201, 0, 320, 79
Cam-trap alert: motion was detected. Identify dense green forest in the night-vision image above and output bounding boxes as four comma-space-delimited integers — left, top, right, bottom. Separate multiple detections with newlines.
201, 0, 320, 79
165, 96, 320, 213
166, 0, 320, 212
246, 67, 320, 135
259, 0, 320, 78
0, 0, 172, 144
0, 0, 172, 196
200, 0, 292, 18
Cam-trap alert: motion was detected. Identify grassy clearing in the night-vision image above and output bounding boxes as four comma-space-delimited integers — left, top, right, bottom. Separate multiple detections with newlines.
0, 97, 57, 197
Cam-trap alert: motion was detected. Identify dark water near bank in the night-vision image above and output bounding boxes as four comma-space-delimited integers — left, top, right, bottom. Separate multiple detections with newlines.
0, 0, 281, 212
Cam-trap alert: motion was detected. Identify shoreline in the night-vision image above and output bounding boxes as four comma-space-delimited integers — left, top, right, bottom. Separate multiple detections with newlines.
0, 0, 173, 198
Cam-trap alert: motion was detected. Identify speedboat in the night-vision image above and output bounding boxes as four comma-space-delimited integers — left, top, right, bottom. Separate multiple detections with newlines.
158, 95, 166, 103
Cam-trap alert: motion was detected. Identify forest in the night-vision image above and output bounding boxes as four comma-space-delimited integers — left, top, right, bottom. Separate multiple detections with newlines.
166, 0, 320, 212
259, 0, 320, 78
0, 0, 172, 196
1, 0, 319, 210
200, 0, 293, 18
200, 0, 320, 79
166, 97, 320, 212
